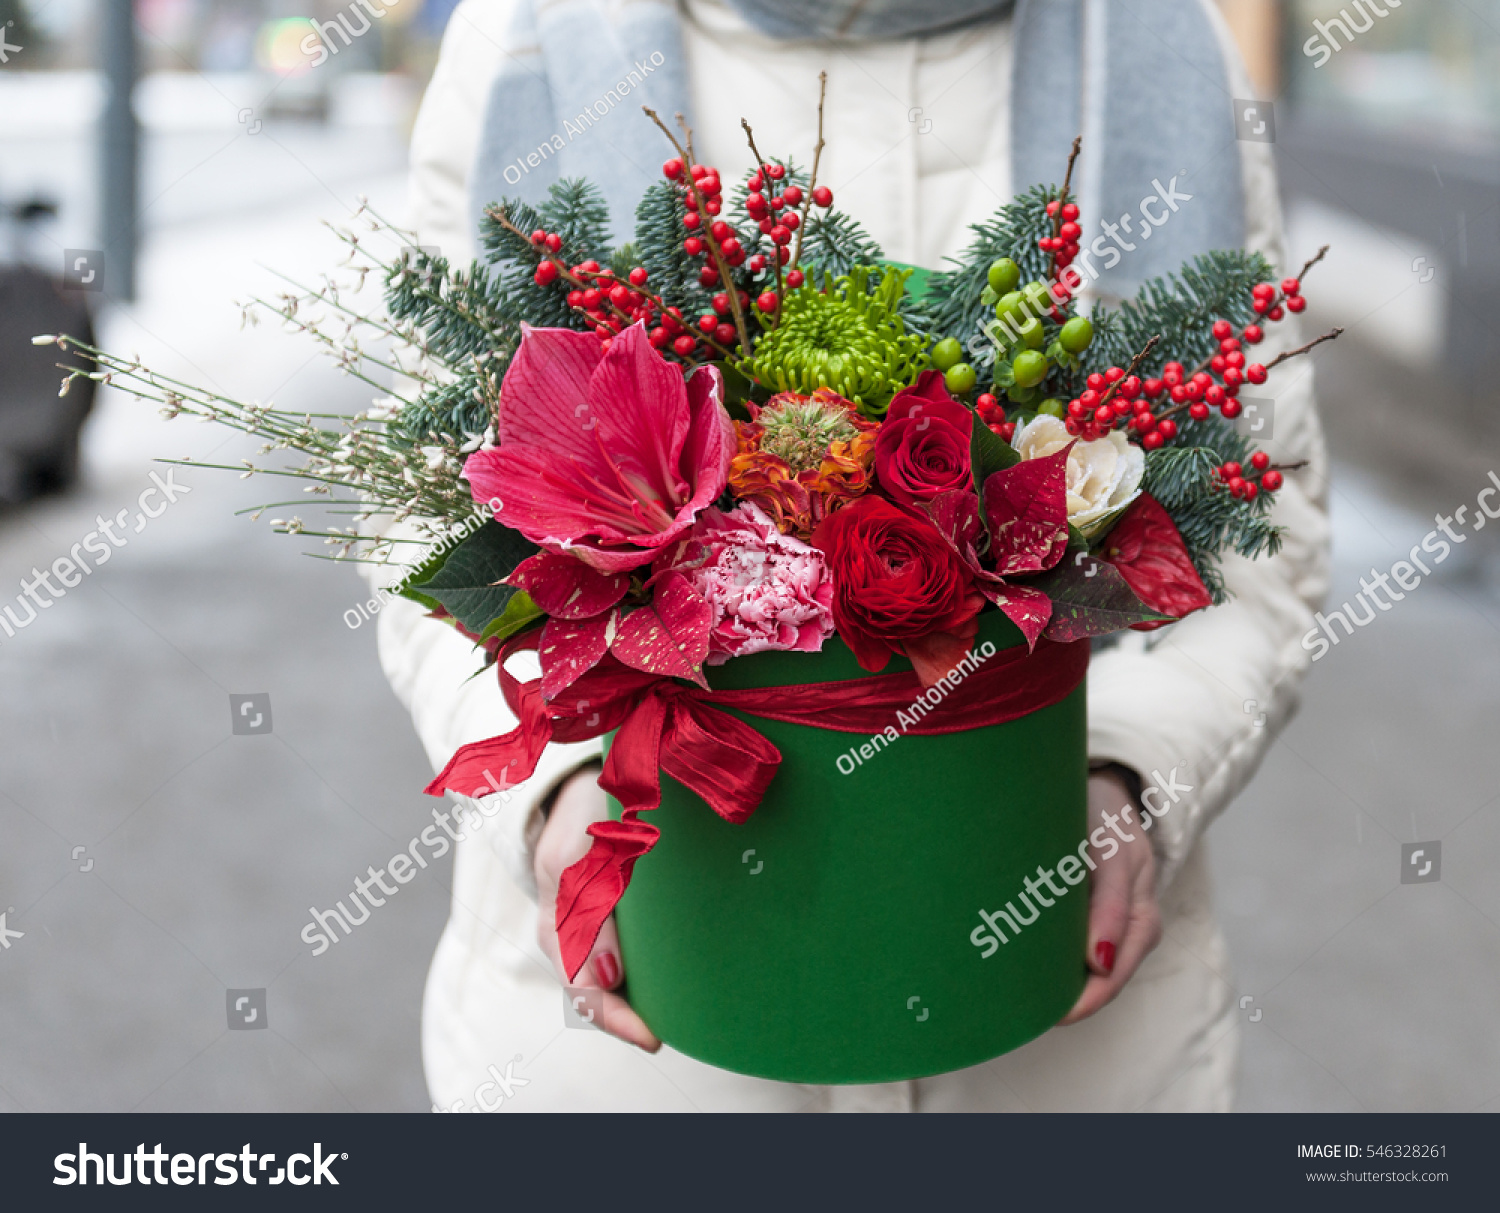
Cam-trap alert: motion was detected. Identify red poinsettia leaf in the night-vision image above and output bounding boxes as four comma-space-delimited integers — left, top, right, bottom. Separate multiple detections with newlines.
538, 611, 616, 701
610, 571, 712, 687
1097, 493, 1213, 628
1030, 552, 1172, 641
982, 446, 1071, 576
989, 583, 1053, 649
924, 490, 986, 565
507, 551, 630, 620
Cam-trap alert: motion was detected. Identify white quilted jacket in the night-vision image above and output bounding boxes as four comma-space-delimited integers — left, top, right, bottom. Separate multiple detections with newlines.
373, 0, 1331, 1111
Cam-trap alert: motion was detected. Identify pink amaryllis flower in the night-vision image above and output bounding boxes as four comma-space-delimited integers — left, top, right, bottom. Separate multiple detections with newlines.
463, 323, 735, 573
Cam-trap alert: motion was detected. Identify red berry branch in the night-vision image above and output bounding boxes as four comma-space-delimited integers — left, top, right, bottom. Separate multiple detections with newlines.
1214, 452, 1307, 501
489, 205, 735, 361
740, 118, 787, 322
1039, 136, 1083, 284
644, 106, 755, 355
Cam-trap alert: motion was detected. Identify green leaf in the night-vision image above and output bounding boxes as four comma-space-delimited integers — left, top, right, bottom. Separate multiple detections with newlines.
396, 583, 442, 612
478, 590, 544, 644
407, 520, 539, 633
718, 361, 756, 417
970, 410, 1020, 485
392, 516, 488, 610
1031, 555, 1171, 641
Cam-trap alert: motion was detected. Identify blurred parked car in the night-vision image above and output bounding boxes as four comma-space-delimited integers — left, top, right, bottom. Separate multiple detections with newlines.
0, 197, 96, 506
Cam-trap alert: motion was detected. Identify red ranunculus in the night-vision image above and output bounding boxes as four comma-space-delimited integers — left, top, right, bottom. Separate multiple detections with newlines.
812, 494, 984, 686
873, 370, 974, 507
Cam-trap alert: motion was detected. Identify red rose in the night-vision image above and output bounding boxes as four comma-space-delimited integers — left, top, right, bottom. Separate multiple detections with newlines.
812, 494, 984, 686
874, 370, 974, 507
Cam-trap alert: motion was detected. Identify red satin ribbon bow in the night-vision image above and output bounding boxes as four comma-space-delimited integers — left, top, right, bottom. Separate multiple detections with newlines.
427, 631, 1088, 981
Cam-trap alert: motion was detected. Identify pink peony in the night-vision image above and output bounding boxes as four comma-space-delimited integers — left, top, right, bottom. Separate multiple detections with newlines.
658, 502, 834, 663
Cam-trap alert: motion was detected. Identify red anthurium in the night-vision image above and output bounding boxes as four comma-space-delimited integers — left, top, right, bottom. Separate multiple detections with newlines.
981, 444, 1072, 576
1098, 493, 1212, 629
463, 323, 735, 572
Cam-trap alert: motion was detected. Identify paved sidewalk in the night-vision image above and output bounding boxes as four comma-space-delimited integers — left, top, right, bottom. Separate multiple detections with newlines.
0, 151, 452, 1111
1212, 464, 1500, 1112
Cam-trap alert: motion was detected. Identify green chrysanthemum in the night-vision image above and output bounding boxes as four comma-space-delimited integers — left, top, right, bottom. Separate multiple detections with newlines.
742, 266, 930, 416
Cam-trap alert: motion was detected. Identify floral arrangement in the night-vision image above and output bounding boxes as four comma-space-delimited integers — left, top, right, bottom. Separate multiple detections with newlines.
49, 84, 1335, 975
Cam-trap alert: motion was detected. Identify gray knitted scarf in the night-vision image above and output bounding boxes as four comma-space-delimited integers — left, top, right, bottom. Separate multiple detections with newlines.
470, 0, 1244, 295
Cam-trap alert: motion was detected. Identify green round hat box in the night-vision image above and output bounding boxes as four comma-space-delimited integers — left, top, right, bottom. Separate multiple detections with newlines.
605, 608, 1089, 1085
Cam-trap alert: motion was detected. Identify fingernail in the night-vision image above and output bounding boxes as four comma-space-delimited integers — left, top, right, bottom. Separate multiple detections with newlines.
594, 951, 620, 988
1094, 940, 1116, 975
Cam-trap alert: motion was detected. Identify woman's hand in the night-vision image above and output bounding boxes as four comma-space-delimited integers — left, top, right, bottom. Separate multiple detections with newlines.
533, 767, 661, 1052
1060, 767, 1163, 1025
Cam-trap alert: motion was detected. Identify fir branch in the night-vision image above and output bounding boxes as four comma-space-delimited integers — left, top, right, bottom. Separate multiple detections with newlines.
1086, 249, 1274, 381
911, 184, 1059, 343
797, 208, 885, 286
1142, 415, 1284, 601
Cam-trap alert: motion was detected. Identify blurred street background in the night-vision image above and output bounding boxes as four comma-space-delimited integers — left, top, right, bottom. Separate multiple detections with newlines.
1, 0, 1498, 1112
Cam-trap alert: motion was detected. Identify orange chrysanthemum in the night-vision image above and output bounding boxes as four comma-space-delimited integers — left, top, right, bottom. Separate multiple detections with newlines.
728, 390, 877, 539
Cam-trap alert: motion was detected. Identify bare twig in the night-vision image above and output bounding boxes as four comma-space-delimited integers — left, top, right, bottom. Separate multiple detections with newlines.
1052, 135, 1082, 239
1295, 244, 1330, 284
1264, 326, 1342, 371
789, 70, 828, 272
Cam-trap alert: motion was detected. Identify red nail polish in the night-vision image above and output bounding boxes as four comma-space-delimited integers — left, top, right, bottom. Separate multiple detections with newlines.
1095, 940, 1116, 974
595, 952, 620, 988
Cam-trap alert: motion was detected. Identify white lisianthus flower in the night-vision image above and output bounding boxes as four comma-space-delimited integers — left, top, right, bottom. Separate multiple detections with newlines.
1010, 414, 1144, 537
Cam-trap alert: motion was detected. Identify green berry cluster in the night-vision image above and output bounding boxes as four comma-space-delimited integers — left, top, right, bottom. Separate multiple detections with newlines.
929, 257, 1098, 409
